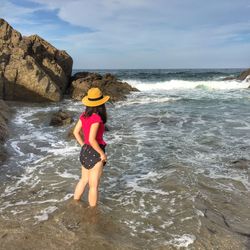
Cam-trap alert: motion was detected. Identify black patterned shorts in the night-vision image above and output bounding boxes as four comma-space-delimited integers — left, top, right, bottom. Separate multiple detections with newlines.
79, 144, 106, 169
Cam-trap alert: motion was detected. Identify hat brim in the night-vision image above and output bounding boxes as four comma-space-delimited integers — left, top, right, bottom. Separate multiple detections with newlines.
82, 95, 110, 107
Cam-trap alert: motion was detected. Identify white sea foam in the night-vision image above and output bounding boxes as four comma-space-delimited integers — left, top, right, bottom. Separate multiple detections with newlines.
10, 141, 25, 156
167, 234, 196, 248
61, 193, 73, 201
34, 206, 58, 222
160, 221, 174, 229
2, 173, 34, 197
56, 170, 79, 180
40, 145, 79, 156
0, 194, 73, 214
115, 96, 181, 107
125, 174, 169, 195
125, 79, 249, 91
181, 216, 193, 222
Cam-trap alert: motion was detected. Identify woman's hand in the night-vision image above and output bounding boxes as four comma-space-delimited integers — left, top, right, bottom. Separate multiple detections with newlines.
100, 153, 107, 163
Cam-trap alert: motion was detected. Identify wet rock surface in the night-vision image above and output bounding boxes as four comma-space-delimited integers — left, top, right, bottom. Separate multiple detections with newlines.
237, 68, 250, 82
70, 72, 139, 102
0, 18, 73, 102
1, 182, 249, 250
194, 174, 250, 249
231, 158, 250, 170
49, 109, 74, 127
222, 68, 250, 86
0, 200, 137, 250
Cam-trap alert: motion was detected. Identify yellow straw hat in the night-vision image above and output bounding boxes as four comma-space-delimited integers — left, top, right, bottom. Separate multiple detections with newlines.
82, 87, 110, 107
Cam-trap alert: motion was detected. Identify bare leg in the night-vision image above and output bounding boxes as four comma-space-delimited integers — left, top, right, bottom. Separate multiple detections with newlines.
88, 161, 104, 207
74, 166, 89, 201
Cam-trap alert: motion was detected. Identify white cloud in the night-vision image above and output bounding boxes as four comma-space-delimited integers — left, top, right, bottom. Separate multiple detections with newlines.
0, 0, 42, 25
2, 0, 250, 68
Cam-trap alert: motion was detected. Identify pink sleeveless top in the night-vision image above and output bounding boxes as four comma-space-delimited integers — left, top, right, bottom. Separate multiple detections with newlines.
79, 112, 106, 145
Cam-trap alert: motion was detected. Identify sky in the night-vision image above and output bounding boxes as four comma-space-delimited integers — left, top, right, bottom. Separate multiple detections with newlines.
1, 0, 250, 69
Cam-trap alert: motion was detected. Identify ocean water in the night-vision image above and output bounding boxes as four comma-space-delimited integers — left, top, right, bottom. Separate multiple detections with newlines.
1, 69, 250, 249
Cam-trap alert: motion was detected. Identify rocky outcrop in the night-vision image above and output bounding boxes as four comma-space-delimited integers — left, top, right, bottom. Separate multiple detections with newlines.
70, 72, 139, 102
222, 68, 250, 86
223, 68, 250, 86
49, 109, 73, 127
0, 100, 10, 164
0, 18, 138, 102
0, 18, 73, 102
237, 68, 250, 82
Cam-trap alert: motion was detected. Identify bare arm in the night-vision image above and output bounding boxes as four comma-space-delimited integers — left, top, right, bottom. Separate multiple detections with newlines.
73, 119, 84, 146
89, 123, 107, 162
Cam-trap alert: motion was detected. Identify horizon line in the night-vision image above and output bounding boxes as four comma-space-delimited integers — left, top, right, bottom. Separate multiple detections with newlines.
72, 67, 247, 70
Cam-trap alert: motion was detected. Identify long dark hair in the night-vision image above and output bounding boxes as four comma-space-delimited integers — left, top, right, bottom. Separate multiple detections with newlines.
83, 104, 107, 124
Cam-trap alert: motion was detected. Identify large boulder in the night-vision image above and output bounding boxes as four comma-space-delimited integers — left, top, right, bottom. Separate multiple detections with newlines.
0, 18, 73, 102
70, 72, 139, 102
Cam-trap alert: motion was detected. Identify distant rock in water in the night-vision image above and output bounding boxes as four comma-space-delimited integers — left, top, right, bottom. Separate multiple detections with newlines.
49, 109, 74, 126
70, 72, 139, 102
222, 68, 250, 87
0, 18, 73, 102
237, 68, 250, 82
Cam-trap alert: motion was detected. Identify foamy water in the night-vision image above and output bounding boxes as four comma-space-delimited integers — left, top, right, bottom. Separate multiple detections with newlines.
126, 79, 249, 91
1, 69, 250, 249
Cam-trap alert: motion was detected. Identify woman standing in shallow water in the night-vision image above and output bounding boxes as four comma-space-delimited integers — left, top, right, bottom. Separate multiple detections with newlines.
73, 87, 110, 207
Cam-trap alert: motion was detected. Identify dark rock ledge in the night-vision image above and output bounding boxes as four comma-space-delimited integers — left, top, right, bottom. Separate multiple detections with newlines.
70, 72, 139, 102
